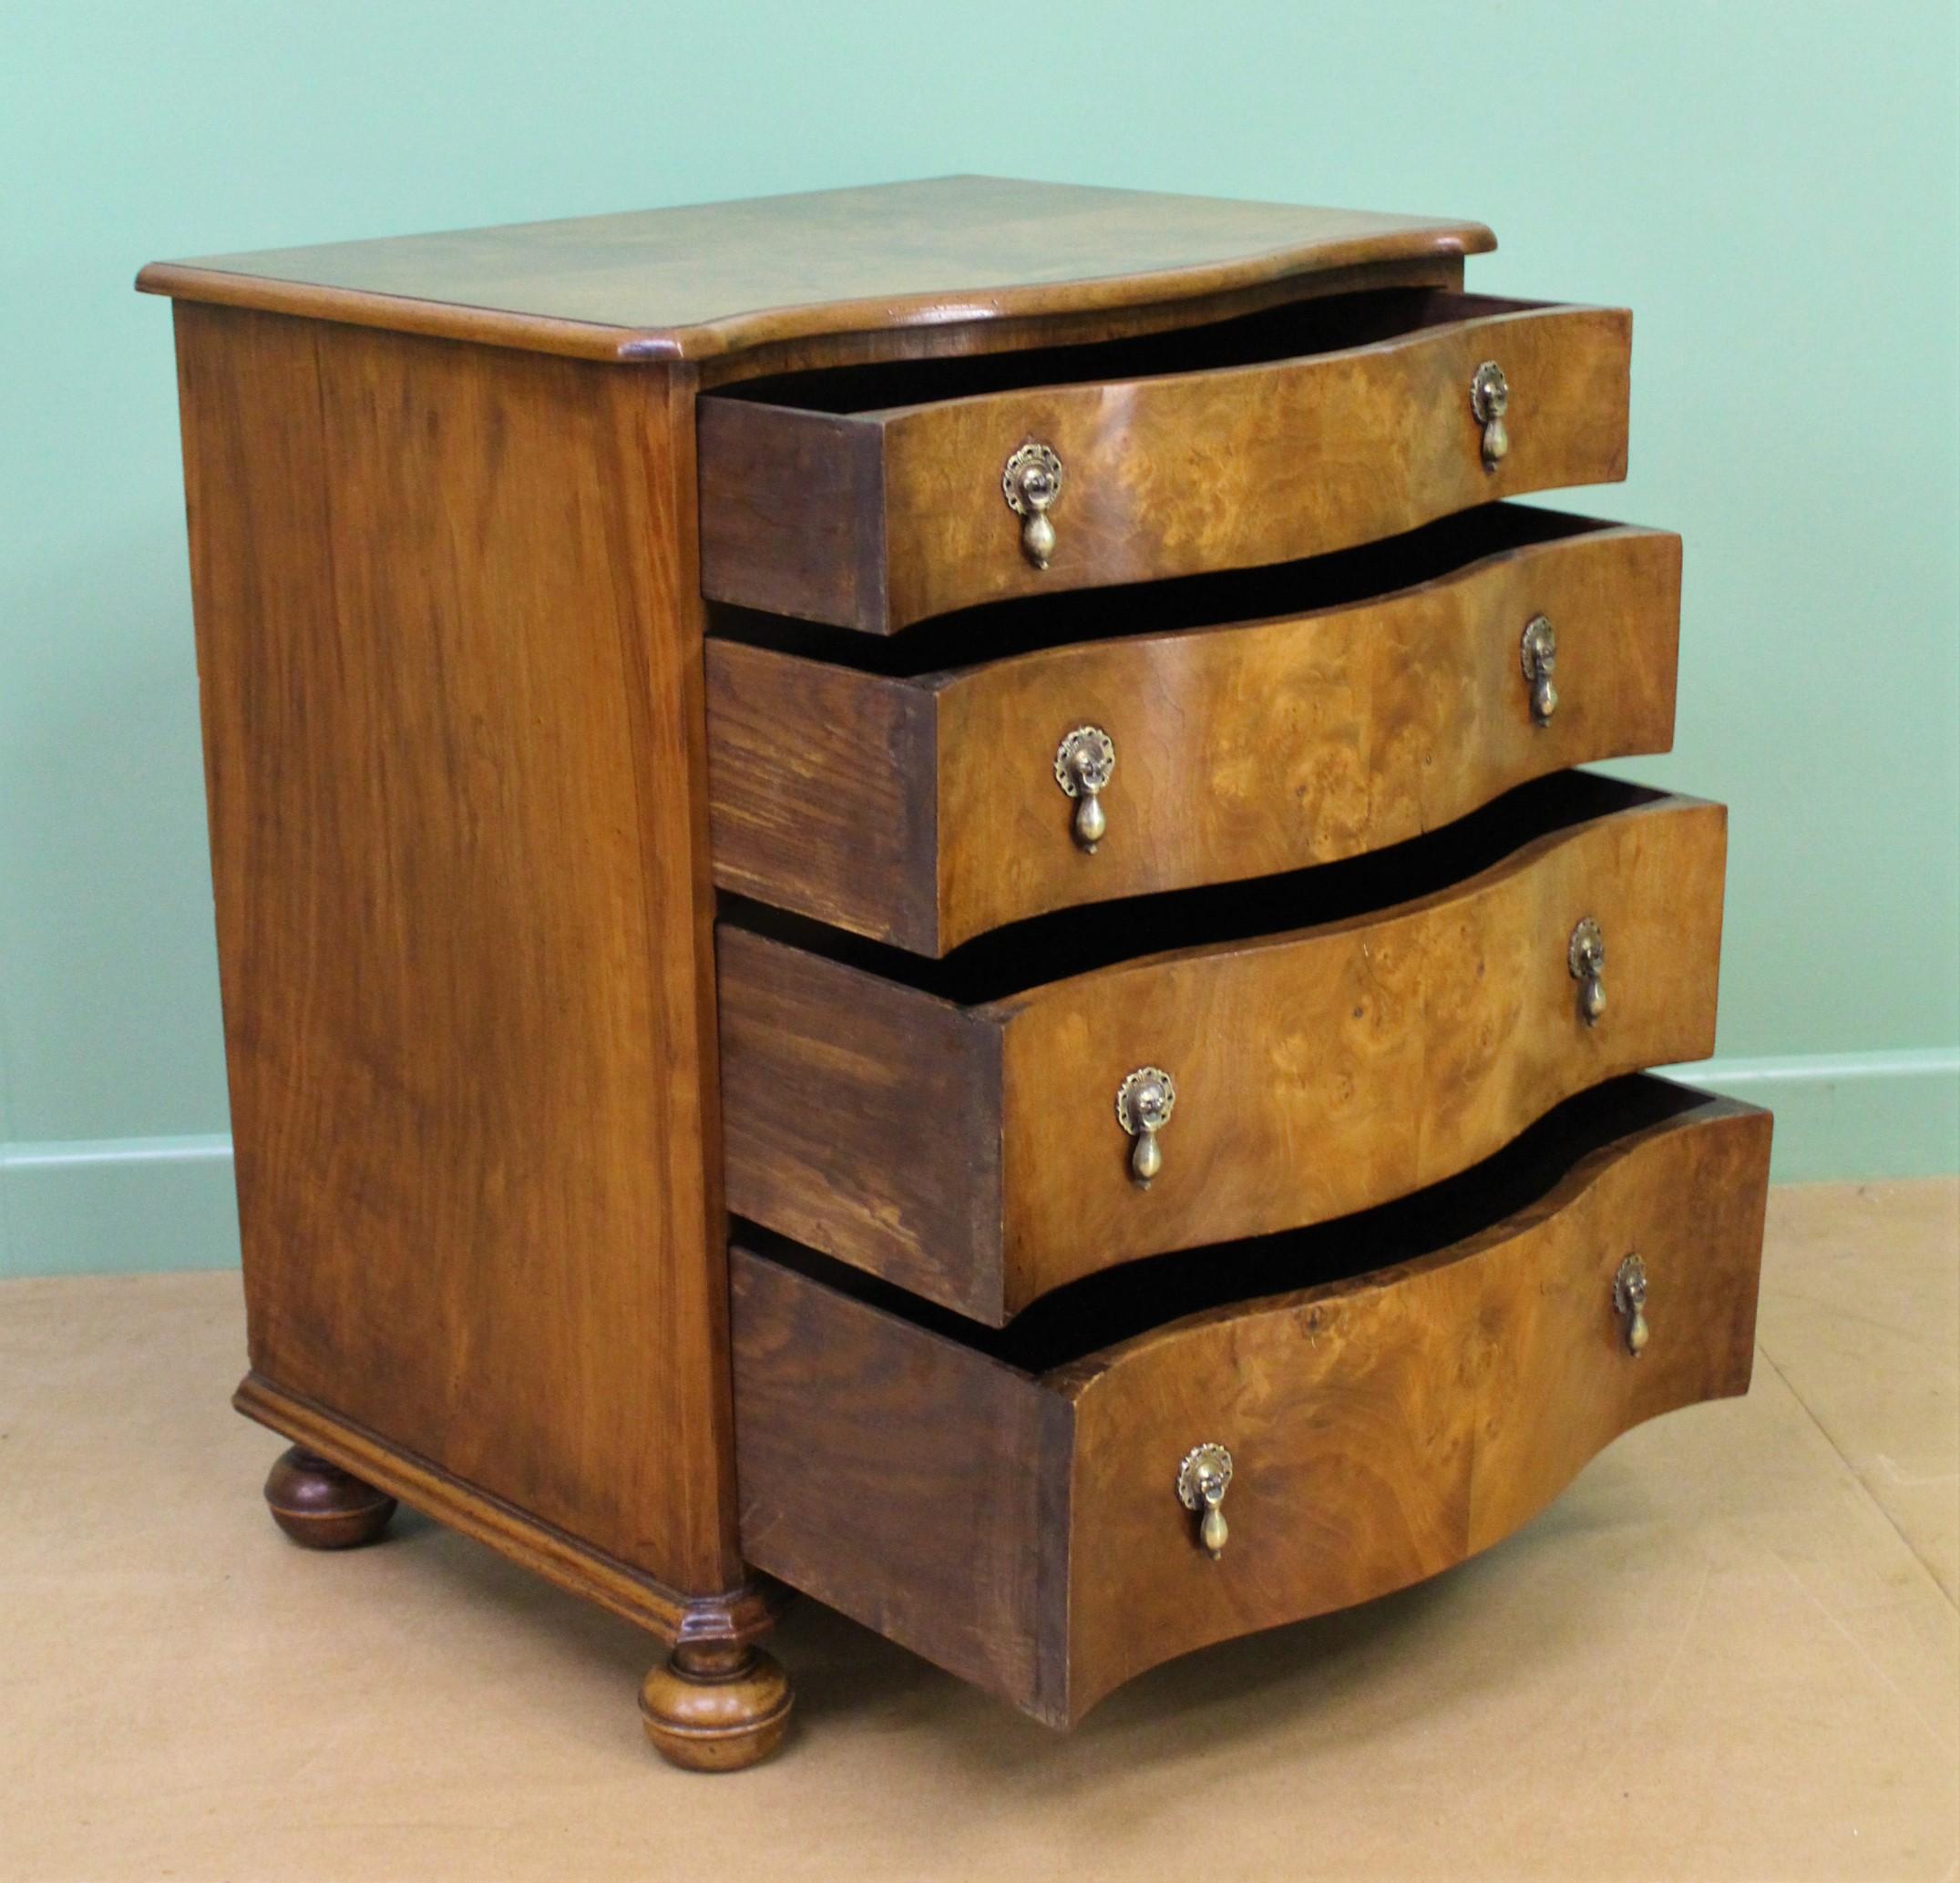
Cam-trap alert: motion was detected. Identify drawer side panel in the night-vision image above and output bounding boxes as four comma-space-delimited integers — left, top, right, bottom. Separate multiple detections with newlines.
698, 398, 889, 625
716, 925, 1006, 1319
730, 1247, 1069, 1717
707, 643, 940, 950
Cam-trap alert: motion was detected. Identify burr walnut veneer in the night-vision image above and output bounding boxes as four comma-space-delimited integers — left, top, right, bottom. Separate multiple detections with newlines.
139, 176, 1766, 1771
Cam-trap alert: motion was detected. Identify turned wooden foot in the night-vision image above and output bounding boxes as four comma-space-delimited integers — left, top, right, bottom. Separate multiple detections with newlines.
639, 1639, 793, 1772
262, 1445, 397, 1550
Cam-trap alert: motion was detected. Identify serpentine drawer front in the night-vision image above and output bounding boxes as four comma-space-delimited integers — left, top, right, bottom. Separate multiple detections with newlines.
699, 291, 1631, 632
731, 1079, 1771, 1726
142, 178, 1763, 1769
717, 773, 1726, 1325
707, 507, 1681, 953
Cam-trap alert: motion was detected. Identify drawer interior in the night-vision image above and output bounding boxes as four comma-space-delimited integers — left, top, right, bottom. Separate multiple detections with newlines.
709, 288, 1544, 414
708, 503, 1616, 676
736, 1073, 1718, 1373
720, 769, 1669, 1006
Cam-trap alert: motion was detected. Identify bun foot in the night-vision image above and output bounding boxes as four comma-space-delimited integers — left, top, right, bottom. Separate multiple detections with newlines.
639, 1640, 793, 1772
263, 1445, 397, 1550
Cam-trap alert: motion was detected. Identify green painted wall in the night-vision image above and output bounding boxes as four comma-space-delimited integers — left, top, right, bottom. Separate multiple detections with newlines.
3, 2, 1955, 1275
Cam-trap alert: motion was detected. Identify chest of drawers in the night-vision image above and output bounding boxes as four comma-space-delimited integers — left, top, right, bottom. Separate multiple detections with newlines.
139, 176, 1770, 1770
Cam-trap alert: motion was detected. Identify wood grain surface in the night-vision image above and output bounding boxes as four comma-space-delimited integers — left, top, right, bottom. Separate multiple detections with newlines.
707, 510, 1680, 953
717, 781, 1726, 1323
699, 291, 1630, 631
730, 1274, 1073, 1719
715, 922, 1006, 1315
138, 176, 1492, 363
1055, 1089, 1769, 1718
731, 1082, 1770, 1724
995, 788, 1724, 1308
175, 302, 743, 1598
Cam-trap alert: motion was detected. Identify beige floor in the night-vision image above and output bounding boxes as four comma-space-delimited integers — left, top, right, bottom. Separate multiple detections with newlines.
1, 1182, 1955, 1883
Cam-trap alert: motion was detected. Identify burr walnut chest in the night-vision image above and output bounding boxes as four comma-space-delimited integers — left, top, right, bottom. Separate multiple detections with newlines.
139, 176, 1770, 1769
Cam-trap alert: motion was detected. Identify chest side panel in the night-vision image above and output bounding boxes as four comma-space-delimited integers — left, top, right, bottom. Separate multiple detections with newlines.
175, 304, 738, 1591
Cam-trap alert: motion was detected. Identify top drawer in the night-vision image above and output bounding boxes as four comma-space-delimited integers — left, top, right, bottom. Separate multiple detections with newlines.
698, 289, 1631, 633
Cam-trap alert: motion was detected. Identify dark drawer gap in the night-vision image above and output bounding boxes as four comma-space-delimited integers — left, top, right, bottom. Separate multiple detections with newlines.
711, 288, 1537, 414
708, 504, 1609, 678
734, 1075, 1713, 1366
719, 771, 1666, 1004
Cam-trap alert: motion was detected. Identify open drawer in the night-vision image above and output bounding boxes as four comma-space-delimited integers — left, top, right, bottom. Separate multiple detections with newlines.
708, 506, 1680, 953
698, 288, 1631, 632
718, 773, 1725, 1324
732, 1077, 1770, 1725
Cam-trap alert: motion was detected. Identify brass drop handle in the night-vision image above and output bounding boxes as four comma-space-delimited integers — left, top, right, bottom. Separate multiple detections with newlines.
1521, 614, 1558, 724
1568, 916, 1606, 1025
1613, 1254, 1649, 1356
1003, 441, 1063, 569
1471, 360, 1510, 469
1176, 1443, 1234, 1559
1054, 725, 1114, 852
1116, 1066, 1176, 1187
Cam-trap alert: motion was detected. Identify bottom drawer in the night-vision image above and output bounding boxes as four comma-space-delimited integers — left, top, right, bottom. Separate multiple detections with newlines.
732, 1076, 1770, 1725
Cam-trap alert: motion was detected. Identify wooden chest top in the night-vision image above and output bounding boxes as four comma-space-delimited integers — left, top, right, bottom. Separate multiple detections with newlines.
136, 174, 1493, 362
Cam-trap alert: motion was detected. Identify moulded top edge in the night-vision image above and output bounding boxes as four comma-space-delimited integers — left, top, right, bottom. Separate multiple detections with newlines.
135, 174, 1496, 364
